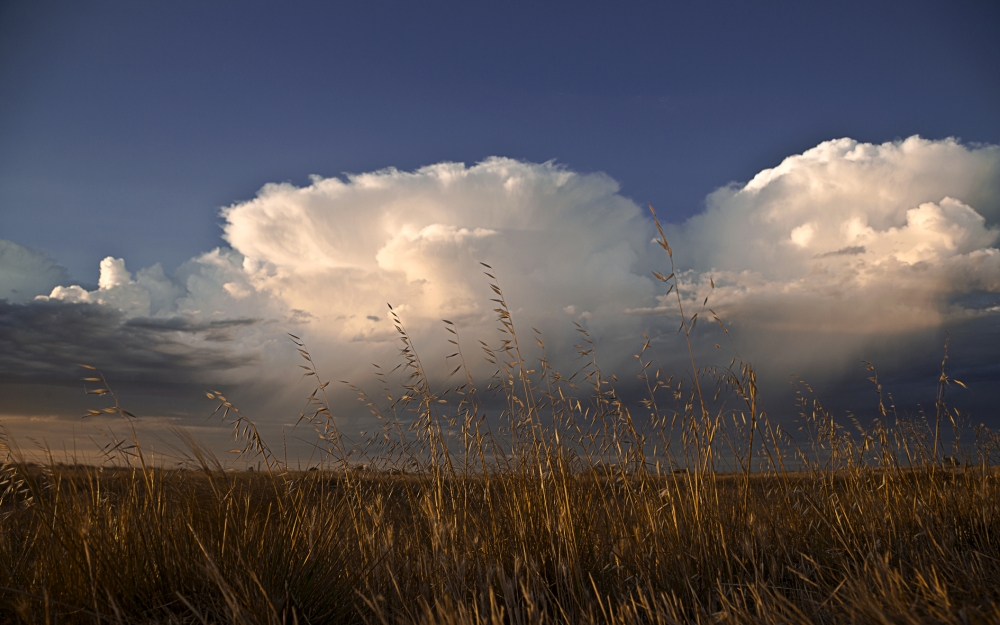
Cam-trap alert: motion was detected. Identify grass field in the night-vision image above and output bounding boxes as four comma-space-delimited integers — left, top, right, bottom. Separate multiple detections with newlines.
2, 219, 997, 624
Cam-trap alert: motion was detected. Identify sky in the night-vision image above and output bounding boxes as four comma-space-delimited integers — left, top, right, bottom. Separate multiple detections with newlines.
1, 0, 999, 460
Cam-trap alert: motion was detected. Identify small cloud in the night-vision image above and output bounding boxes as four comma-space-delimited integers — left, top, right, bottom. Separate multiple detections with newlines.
288, 309, 314, 323
624, 305, 671, 316
816, 245, 866, 258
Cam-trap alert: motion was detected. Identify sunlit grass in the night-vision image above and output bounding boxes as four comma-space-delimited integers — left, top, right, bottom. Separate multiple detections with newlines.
1, 212, 998, 624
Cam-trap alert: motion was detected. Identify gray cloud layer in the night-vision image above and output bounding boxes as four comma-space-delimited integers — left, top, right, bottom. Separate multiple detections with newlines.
0, 299, 260, 387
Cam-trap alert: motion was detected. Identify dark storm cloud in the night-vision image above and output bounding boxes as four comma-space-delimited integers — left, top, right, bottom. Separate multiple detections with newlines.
0, 299, 260, 387
816, 245, 866, 258
123, 316, 259, 342
713, 314, 1000, 430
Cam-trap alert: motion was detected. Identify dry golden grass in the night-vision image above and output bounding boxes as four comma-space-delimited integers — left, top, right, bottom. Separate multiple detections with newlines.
2, 211, 998, 623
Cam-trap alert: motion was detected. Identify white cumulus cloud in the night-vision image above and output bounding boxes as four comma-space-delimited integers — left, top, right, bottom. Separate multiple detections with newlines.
37, 159, 656, 385
218, 158, 655, 357
30, 137, 1000, 394
660, 136, 1000, 337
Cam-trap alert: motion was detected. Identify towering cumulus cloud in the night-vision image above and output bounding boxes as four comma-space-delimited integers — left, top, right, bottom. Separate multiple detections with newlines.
16, 137, 999, 403
220, 158, 653, 346
653, 137, 1000, 338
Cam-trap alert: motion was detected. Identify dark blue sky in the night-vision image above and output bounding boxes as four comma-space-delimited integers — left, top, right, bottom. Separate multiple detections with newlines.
2, 0, 998, 283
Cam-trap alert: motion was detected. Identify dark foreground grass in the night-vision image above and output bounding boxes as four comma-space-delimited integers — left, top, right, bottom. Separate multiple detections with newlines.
1, 457, 998, 624
2, 218, 998, 623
